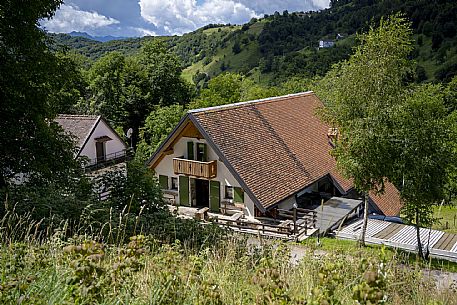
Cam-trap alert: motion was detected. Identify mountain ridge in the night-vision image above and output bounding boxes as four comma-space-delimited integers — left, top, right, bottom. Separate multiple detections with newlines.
67, 31, 127, 42
49, 0, 457, 85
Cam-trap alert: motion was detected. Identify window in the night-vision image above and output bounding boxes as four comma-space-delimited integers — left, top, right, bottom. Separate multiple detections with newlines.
187, 141, 194, 160
95, 141, 105, 163
225, 186, 234, 199
171, 177, 178, 190
196, 143, 207, 161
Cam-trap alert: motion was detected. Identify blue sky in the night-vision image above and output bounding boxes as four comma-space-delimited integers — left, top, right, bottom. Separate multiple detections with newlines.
41, 0, 330, 37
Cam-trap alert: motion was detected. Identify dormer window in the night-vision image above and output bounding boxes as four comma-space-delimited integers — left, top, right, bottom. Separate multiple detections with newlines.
95, 135, 112, 163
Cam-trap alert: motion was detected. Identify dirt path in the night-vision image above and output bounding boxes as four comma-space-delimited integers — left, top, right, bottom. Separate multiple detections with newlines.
247, 236, 457, 289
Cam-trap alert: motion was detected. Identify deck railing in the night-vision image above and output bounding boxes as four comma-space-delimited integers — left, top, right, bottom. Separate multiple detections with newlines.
213, 217, 315, 240
278, 208, 318, 229
84, 148, 133, 172
173, 158, 217, 179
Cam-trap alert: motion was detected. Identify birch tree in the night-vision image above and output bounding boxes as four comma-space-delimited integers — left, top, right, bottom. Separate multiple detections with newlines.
391, 84, 455, 259
317, 15, 413, 245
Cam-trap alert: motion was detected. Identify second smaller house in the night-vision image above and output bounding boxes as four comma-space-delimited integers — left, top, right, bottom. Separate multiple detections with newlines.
319, 40, 335, 48
55, 115, 131, 172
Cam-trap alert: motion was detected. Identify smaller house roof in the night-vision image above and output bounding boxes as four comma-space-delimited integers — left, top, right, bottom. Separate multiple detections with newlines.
55, 115, 100, 150
337, 219, 457, 262
55, 115, 128, 159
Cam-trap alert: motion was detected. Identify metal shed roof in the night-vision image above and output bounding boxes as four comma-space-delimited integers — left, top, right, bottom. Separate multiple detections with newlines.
336, 219, 457, 262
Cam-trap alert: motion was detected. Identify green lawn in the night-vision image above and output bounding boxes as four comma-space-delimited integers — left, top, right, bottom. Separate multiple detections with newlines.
433, 204, 457, 234
301, 237, 457, 273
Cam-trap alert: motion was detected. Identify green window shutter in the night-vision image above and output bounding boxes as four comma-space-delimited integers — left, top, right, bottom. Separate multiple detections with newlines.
202, 143, 208, 162
179, 176, 190, 206
159, 175, 168, 189
187, 141, 194, 160
210, 181, 220, 213
234, 187, 244, 203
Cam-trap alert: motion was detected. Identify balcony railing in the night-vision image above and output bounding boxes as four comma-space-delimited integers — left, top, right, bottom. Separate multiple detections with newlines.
173, 158, 217, 179
84, 148, 134, 172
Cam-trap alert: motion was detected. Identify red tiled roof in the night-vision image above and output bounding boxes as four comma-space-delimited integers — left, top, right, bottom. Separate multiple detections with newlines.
191, 92, 401, 216
369, 181, 402, 216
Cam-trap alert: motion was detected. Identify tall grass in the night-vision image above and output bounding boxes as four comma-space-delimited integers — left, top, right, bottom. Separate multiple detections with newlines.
0, 209, 455, 304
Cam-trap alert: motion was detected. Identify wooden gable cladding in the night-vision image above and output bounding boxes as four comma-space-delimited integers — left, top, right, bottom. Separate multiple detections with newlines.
181, 121, 203, 139
149, 118, 204, 170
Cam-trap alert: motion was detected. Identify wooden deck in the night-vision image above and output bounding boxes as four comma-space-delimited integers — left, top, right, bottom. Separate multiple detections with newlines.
309, 197, 363, 235
169, 205, 318, 241
336, 219, 457, 262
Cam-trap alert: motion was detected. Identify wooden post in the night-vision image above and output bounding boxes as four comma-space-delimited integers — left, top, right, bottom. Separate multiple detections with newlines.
293, 205, 297, 234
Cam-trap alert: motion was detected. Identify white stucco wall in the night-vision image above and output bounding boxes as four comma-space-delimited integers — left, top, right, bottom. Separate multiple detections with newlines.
278, 180, 320, 210
278, 195, 297, 210
154, 136, 255, 217
79, 120, 127, 161
296, 181, 319, 197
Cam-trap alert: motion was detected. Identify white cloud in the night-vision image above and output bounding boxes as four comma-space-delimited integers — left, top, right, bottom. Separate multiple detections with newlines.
42, 0, 330, 37
236, 0, 330, 14
139, 0, 258, 35
41, 4, 120, 34
133, 27, 157, 36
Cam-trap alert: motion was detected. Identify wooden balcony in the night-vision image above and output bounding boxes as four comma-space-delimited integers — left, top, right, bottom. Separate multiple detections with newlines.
173, 158, 217, 179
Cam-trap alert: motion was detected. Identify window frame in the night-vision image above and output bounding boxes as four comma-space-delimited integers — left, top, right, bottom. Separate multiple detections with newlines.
171, 177, 178, 190
225, 185, 234, 199
196, 143, 207, 162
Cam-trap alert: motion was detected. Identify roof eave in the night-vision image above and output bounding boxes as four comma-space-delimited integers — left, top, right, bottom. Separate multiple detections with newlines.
75, 115, 101, 158
145, 113, 190, 168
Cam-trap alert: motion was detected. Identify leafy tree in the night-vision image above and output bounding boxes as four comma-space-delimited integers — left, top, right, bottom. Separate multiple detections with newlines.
137, 40, 192, 107
87, 51, 127, 125
232, 40, 241, 54
190, 73, 244, 108
390, 84, 455, 259
277, 76, 317, 95
240, 79, 280, 101
0, 0, 83, 189
444, 76, 457, 112
136, 104, 187, 162
50, 52, 88, 114
85, 41, 192, 147
317, 15, 414, 245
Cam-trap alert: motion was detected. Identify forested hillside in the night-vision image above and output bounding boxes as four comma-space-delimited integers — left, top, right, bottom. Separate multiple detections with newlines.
51, 0, 457, 85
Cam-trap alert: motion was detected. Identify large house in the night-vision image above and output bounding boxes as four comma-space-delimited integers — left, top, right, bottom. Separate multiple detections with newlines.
146, 92, 401, 221
55, 115, 131, 172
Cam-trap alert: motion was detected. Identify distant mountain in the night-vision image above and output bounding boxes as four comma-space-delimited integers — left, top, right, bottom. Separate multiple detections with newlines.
50, 0, 457, 85
68, 31, 127, 42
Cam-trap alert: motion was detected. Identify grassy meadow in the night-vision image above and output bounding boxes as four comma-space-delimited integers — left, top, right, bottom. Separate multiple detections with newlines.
433, 204, 457, 234
0, 212, 456, 305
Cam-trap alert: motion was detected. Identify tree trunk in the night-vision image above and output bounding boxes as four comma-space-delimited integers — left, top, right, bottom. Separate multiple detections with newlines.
415, 208, 424, 260
0, 174, 6, 189
359, 192, 369, 246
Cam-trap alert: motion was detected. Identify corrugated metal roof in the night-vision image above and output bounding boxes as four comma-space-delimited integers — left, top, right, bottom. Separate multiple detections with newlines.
337, 219, 457, 262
